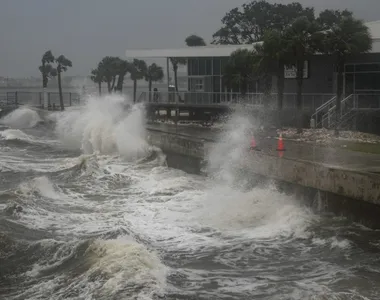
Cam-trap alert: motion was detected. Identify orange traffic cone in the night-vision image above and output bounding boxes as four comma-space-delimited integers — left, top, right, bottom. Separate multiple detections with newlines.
250, 137, 257, 150
277, 133, 285, 151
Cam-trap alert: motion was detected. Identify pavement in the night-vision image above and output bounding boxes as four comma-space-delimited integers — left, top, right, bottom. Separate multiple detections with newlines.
146, 122, 380, 173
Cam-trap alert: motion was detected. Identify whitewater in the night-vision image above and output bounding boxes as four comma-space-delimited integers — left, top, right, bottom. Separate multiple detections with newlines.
0, 94, 380, 300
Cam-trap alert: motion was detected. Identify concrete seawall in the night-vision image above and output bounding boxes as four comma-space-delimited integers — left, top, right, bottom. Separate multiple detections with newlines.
147, 128, 380, 228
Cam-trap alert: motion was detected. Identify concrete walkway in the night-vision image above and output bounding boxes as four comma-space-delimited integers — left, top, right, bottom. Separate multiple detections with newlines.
146, 123, 380, 173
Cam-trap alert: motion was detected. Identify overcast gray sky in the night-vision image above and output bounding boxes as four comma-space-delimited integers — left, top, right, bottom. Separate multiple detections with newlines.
1, 0, 380, 77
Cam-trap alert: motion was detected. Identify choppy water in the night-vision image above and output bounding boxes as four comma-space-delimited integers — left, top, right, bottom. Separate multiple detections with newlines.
0, 94, 380, 300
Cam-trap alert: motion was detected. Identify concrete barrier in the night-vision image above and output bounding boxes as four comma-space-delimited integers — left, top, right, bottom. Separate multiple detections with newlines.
147, 128, 380, 205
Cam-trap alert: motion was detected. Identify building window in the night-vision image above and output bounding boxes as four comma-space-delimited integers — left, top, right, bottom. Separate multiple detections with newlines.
188, 59, 194, 76
190, 59, 199, 76
213, 58, 221, 75
213, 76, 221, 92
206, 58, 212, 75
220, 58, 228, 74
190, 78, 204, 91
344, 63, 380, 93
199, 58, 206, 75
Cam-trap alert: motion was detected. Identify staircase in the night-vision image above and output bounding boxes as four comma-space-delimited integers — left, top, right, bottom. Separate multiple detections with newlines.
310, 96, 336, 128
311, 94, 356, 129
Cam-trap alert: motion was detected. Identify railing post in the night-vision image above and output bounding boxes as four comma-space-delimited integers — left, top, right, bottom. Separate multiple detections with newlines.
15, 92, 18, 105
48, 92, 50, 110
69, 92, 72, 106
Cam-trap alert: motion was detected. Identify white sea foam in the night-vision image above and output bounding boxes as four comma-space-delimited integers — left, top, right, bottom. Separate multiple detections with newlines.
0, 128, 32, 141
18, 176, 62, 200
0, 107, 42, 128
55, 94, 149, 159
20, 237, 167, 300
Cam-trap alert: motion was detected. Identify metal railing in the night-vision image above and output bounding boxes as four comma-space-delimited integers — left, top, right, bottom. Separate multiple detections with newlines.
138, 91, 264, 106
317, 93, 380, 129
311, 96, 336, 127
0, 91, 81, 109
138, 91, 334, 111
321, 94, 354, 128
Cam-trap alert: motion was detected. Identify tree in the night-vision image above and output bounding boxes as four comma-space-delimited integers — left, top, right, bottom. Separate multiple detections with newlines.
145, 63, 164, 100
185, 35, 206, 46
212, 1, 314, 44
90, 68, 104, 95
317, 9, 353, 30
223, 49, 261, 95
129, 59, 147, 103
318, 13, 372, 135
98, 56, 120, 93
55, 55, 72, 111
39, 50, 56, 89
283, 16, 320, 132
169, 57, 187, 92
257, 30, 292, 110
114, 59, 130, 92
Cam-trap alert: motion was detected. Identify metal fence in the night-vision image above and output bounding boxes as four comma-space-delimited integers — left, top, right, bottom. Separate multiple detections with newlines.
138, 91, 335, 111
0, 91, 81, 108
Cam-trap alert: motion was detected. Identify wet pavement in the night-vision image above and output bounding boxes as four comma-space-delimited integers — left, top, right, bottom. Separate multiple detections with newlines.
146, 122, 380, 173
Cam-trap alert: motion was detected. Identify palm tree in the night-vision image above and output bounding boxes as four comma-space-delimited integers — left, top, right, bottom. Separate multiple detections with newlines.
115, 59, 130, 92
55, 55, 72, 111
39, 50, 55, 88
90, 68, 104, 95
129, 59, 147, 103
169, 57, 187, 92
319, 15, 372, 135
98, 56, 120, 93
283, 16, 320, 132
145, 63, 164, 101
224, 49, 261, 95
185, 35, 206, 46
39, 50, 56, 109
258, 30, 292, 110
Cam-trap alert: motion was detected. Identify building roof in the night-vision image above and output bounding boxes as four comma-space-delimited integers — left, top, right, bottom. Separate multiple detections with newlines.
125, 21, 380, 58
125, 44, 259, 58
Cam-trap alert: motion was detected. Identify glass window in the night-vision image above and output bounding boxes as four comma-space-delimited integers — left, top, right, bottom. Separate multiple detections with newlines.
189, 78, 204, 91
355, 73, 380, 91
191, 59, 199, 75
195, 78, 204, 91
220, 58, 228, 74
205, 58, 212, 75
213, 76, 221, 92
345, 74, 354, 94
199, 58, 206, 75
213, 58, 221, 75
188, 59, 194, 76
355, 63, 380, 73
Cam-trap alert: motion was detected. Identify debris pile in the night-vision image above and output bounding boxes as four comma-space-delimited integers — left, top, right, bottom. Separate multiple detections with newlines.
277, 128, 380, 144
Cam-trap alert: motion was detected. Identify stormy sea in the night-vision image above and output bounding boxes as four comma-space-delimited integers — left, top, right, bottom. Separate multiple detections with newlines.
0, 94, 380, 300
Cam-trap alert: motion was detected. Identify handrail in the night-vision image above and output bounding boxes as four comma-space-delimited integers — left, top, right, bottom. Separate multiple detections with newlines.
311, 95, 336, 128
314, 96, 336, 115
320, 94, 354, 128
311, 96, 336, 127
